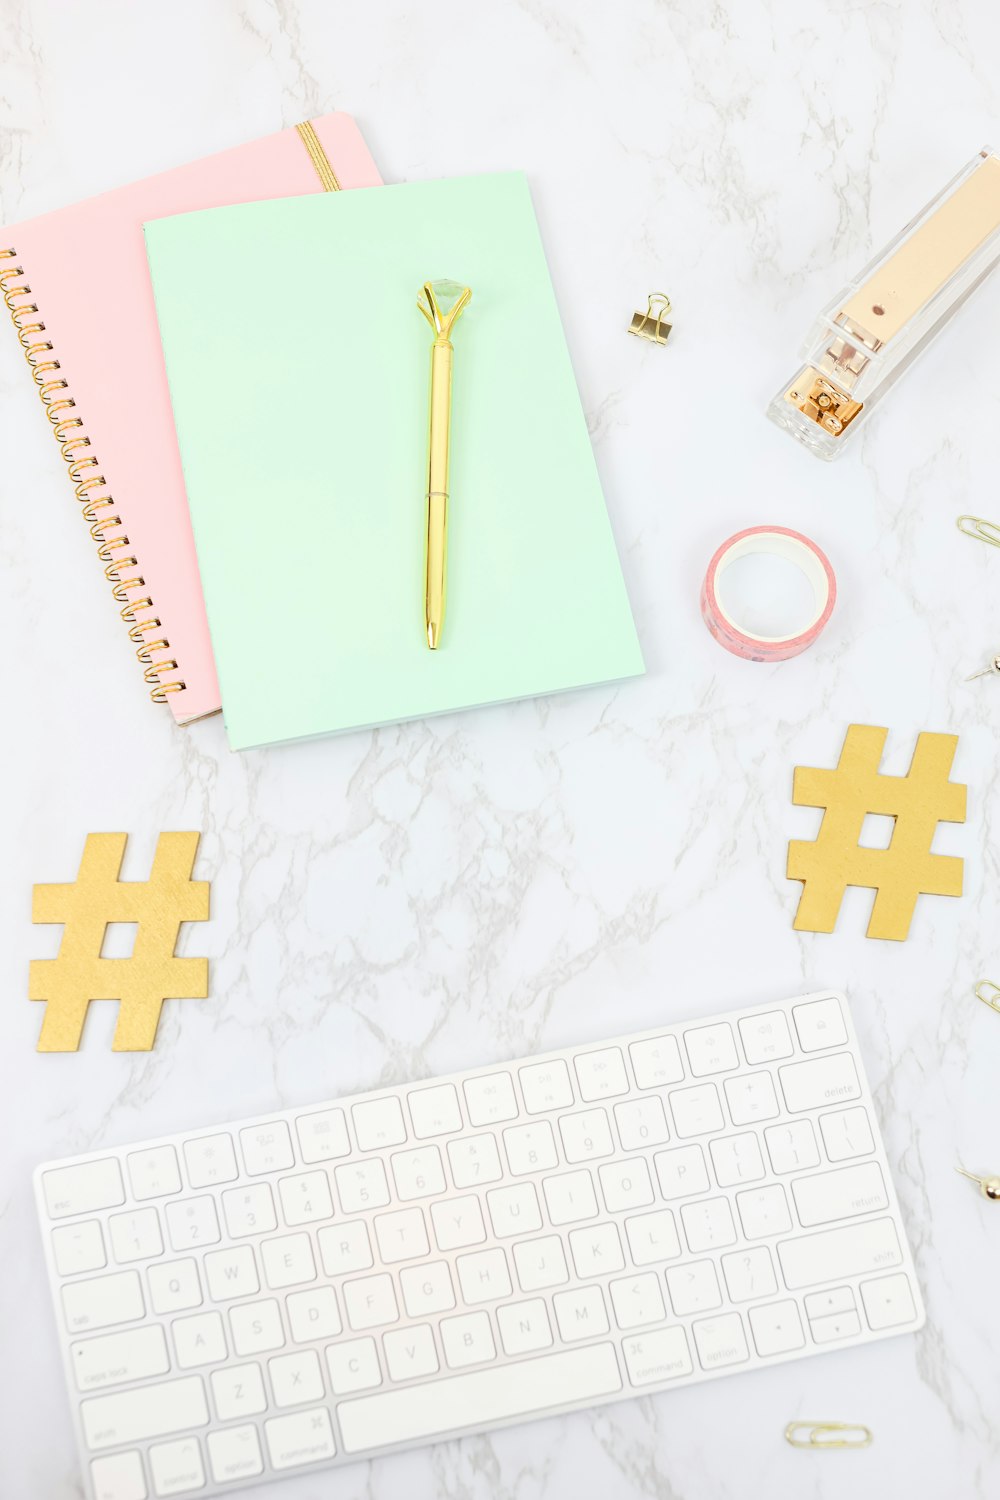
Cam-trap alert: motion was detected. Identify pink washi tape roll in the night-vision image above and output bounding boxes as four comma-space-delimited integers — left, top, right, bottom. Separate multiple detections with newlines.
701, 525, 836, 661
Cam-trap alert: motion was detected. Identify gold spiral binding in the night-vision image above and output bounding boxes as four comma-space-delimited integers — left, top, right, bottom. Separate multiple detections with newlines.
1, 245, 185, 705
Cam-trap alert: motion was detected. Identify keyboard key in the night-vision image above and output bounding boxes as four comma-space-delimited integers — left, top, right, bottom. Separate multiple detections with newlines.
735, 1184, 792, 1239
63, 1270, 145, 1334
148, 1259, 202, 1315
568, 1223, 625, 1278
269, 1348, 325, 1407
221, 1184, 276, 1240
400, 1260, 456, 1318
335, 1159, 390, 1213
709, 1132, 765, 1187
622, 1326, 692, 1386
792, 1162, 888, 1227
278, 1169, 334, 1226
430, 1194, 486, 1251
42, 1158, 125, 1220
326, 1336, 382, 1394
318, 1220, 373, 1278
518, 1058, 575, 1114
559, 1108, 614, 1162
109, 1209, 163, 1265
684, 1023, 739, 1077
764, 1120, 820, 1175
542, 1169, 599, 1225
614, 1096, 670, 1151
90, 1452, 147, 1500
624, 1209, 681, 1266
609, 1272, 666, 1330
52, 1220, 106, 1277
148, 1435, 204, 1495
486, 1182, 542, 1238
239, 1121, 294, 1176
441, 1310, 497, 1369
777, 1216, 902, 1289
266, 1407, 337, 1469
182, 1134, 238, 1189
383, 1323, 440, 1381
261, 1231, 317, 1288
738, 1010, 794, 1065
820, 1106, 875, 1162
338, 1345, 622, 1454
81, 1375, 209, 1451
447, 1133, 503, 1188
126, 1147, 181, 1203
670, 1083, 724, 1138
629, 1035, 685, 1089
553, 1285, 610, 1342
343, 1273, 399, 1330
811, 1309, 862, 1343
229, 1298, 285, 1356
724, 1071, 779, 1125
804, 1286, 855, 1319
681, 1196, 737, 1252
779, 1053, 861, 1113
748, 1299, 805, 1356
692, 1312, 749, 1370
512, 1234, 569, 1291
391, 1146, 446, 1201
464, 1072, 519, 1127
456, 1247, 512, 1304
211, 1363, 267, 1421
574, 1046, 629, 1100
599, 1158, 654, 1213
666, 1259, 721, 1315
165, 1197, 221, 1252
497, 1297, 553, 1355
206, 1424, 263, 1485
373, 1207, 430, 1264
861, 1272, 918, 1330
720, 1246, 777, 1303
352, 1095, 407, 1151
286, 1286, 341, 1342
653, 1144, 710, 1199
793, 996, 848, 1052
295, 1108, 351, 1163
502, 1120, 558, 1175
407, 1083, 463, 1139
172, 1311, 226, 1369
72, 1326, 170, 1393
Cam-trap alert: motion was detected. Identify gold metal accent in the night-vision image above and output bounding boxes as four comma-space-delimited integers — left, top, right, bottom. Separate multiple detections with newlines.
841, 154, 1000, 346
0, 246, 185, 703
957, 514, 1000, 548
975, 979, 1000, 1014
965, 654, 1000, 681
785, 1422, 873, 1450
295, 120, 342, 192
783, 367, 863, 437
956, 1164, 1000, 1199
628, 293, 672, 345
417, 280, 472, 651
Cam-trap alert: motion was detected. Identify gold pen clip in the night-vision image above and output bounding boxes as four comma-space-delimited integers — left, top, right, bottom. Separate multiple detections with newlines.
628, 293, 672, 345
784, 1421, 873, 1450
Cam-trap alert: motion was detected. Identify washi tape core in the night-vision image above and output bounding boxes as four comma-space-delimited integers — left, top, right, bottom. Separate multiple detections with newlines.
701, 526, 836, 661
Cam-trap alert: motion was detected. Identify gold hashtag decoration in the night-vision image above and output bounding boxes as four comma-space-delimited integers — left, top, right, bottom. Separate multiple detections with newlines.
787, 725, 966, 941
29, 833, 209, 1051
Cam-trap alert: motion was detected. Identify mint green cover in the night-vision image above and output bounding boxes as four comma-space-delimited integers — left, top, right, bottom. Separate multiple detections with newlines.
145, 174, 643, 749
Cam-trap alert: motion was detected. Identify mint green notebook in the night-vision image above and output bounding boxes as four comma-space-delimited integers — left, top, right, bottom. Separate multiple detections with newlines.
145, 174, 643, 749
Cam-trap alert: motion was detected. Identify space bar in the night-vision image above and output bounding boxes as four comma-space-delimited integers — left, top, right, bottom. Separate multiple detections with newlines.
337, 1344, 622, 1454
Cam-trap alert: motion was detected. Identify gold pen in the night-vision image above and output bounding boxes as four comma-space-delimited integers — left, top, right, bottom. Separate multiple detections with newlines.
417, 279, 472, 649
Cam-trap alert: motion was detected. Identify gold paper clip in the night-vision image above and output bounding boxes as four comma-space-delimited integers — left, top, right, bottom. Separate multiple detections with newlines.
975, 979, 1000, 1013
628, 293, 672, 345
784, 1421, 873, 1450
957, 515, 1000, 548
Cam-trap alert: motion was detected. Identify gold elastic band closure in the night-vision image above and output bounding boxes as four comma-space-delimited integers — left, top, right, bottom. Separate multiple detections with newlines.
296, 120, 342, 192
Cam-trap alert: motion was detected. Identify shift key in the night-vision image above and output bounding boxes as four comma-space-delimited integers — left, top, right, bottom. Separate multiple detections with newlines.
778, 1217, 902, 1290
778, 1053, 860, 1114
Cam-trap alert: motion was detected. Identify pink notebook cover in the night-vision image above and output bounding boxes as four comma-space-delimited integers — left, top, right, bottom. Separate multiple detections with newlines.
1, 115, 382, 723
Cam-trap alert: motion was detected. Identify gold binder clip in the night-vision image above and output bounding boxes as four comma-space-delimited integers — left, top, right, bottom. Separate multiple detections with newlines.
975, 979, 1000, 1014
957, 514, 1000, 549
784, 1421, 873, 1450
628, 293, 672, 345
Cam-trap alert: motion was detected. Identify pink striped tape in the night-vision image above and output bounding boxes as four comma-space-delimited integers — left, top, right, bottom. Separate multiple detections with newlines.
701, 525, 836, 661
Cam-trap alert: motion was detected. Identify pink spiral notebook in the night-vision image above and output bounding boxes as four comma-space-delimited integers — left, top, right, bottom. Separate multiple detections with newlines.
1, 115, 382, 723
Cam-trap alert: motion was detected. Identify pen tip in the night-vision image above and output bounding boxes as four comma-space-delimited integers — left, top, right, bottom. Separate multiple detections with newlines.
427, 623, 439, 650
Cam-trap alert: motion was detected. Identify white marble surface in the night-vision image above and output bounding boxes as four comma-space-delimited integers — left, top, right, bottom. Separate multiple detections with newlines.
1, 1, 999, 1495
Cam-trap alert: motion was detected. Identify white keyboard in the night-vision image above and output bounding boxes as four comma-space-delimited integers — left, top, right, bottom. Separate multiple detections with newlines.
36, 991, 923, 1500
